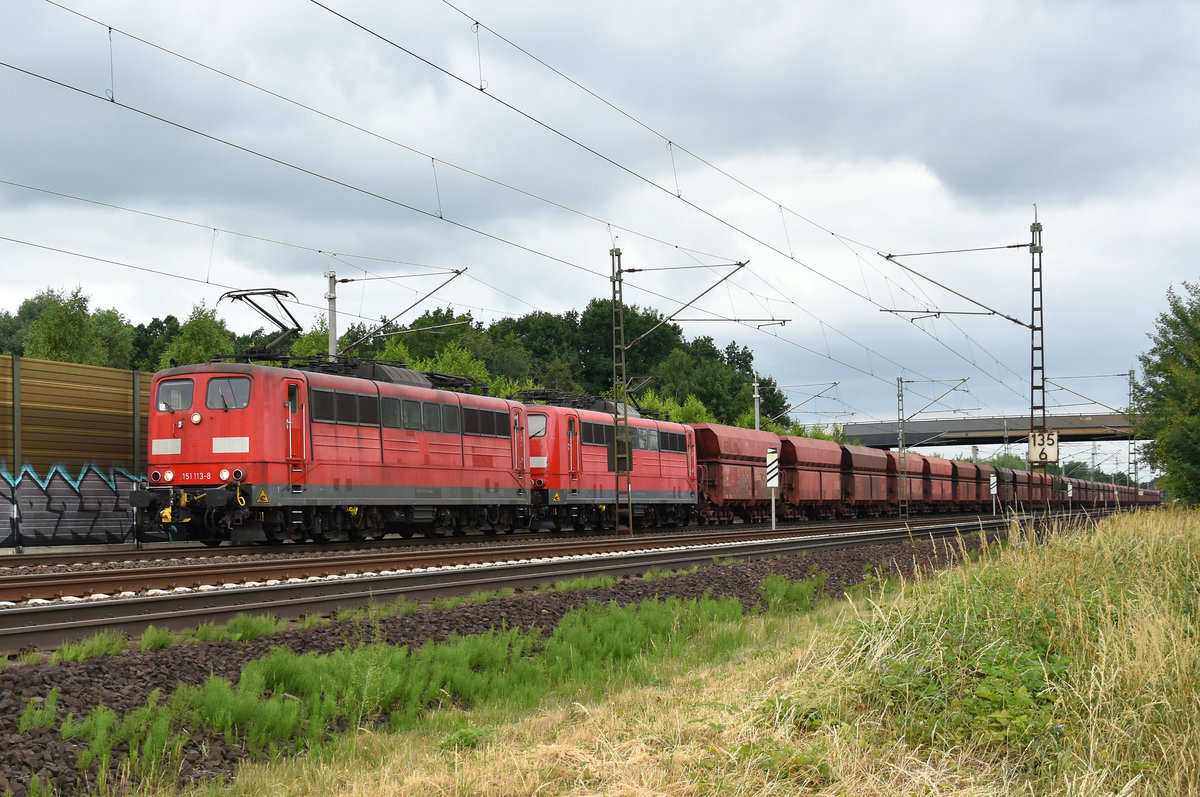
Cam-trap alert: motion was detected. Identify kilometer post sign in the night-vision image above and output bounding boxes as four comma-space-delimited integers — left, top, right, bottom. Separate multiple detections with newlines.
1028, 431, 1059, 464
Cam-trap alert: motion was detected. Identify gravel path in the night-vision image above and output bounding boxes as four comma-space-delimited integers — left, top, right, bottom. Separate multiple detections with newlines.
0, 533, 980, 796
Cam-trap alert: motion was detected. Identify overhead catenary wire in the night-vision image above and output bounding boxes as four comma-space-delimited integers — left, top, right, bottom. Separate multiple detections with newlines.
38, 0, 1009, 402
11, 5, 1018, 416
0, 39, 920, 396
441, 0, 1035, 386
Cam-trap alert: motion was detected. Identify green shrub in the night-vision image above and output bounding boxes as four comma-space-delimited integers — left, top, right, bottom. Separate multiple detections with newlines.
18, 688, 58, 732
51, 630, 129, 662
758, 571, 829, 614
138, 625, 175, 652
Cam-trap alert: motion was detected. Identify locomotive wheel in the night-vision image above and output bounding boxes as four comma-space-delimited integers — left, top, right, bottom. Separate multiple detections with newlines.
195, 530, 224, 548
310, 514, 331, 544
430, 510, 456, 538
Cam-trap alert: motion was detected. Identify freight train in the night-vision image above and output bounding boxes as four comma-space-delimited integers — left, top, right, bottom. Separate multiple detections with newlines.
129, 360, 1158, 545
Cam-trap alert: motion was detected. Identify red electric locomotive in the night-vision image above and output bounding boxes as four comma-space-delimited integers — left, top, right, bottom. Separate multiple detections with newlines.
130, 361, 532, 544
525, 404, 696, 530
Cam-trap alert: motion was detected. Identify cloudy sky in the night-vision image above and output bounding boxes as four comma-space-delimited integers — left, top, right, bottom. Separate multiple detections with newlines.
3, 0, 1197, 473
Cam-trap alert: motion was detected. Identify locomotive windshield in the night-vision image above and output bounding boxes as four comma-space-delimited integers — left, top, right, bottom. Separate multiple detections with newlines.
528, 413, 547, 437
156, 379, 194, 412
206, 377, 251, 410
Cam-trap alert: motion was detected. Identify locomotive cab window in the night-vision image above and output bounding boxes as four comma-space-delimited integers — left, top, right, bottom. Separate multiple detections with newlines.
206, 377, 251, 410
156, 379, 194, 412
528, 413, 547, 438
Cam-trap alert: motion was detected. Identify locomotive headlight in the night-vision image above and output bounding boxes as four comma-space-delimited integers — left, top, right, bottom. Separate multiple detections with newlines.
219, 468, 231, 482
190, 412, 202, 425
164, 470, 175, 483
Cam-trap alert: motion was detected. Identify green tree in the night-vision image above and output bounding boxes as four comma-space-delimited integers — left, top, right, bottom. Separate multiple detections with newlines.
985, 453, 1028, 470
289, 316, 333, 360
132, 315, 181, 371
577, 299, 683, 395
1132, 281, 1200, 504
488, 310, 581, 381
158, 304, 235, 368
412, 342, 489, 387
675, 394, 718, 423
92, 308, 136, 369
23, 287, 107, 365
0, 289, 61, 355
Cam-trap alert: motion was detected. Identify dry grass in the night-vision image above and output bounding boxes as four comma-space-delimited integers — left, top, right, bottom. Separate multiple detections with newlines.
202, 601, 1007, 797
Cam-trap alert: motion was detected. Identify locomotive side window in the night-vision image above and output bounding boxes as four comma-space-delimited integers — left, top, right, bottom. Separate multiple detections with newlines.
336, 392, 359, 424
381, 397, 402, 428
156, 379, 194, 412
205, 377, 250, 410
358, 394, 380, 426
423, 402, 441, 432
528, 413, 547, 438
311, 389, 336, 422
461, 406, 512, 438
635, 428, 658, 451
442, 404, 461, 433
403, 399, 422, 430
581, 421, 615, 446
658, 431, 685, 452
477, 409, 497, 436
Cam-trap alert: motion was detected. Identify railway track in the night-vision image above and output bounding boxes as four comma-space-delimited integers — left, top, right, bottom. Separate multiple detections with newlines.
0, 513, 1005, 571
0, 509, 1114, 655
0, 515, 1002, 599
0, 517, 1002, 655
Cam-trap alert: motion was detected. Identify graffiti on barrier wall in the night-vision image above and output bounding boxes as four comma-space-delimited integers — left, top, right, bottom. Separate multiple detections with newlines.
1, 464, 139, 547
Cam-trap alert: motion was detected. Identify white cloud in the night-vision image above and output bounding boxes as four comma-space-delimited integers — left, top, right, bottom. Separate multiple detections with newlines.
1, 0, 1196, 445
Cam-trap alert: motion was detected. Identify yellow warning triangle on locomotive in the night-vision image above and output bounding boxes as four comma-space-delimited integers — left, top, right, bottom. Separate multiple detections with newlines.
257, 490, 270, 504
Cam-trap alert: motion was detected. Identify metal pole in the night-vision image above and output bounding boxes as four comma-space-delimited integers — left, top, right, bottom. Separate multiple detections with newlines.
611, 248, 633, 534
11, 354, 21, 470
9, 502, 20, 555
325, 269, 338, 359
753, 378, 760, 430
1029, 212, 1047, 506
897, 375, 908, 519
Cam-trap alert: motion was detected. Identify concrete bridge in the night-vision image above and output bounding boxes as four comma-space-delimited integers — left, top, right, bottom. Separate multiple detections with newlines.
840, 412, 1134, 449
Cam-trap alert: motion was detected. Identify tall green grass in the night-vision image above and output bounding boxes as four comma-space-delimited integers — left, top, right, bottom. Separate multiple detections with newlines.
842, 509, 1200, 793
60, 591, 768, 790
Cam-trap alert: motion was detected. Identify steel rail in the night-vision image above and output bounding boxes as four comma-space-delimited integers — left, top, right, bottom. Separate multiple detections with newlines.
0, 516, 994, 603
0, 519, 1003, 655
